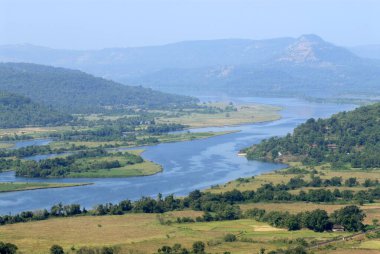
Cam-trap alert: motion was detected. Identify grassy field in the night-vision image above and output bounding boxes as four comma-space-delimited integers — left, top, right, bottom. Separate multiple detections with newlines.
0, 182, 91, 193
207, 162, 380, 194
0, 126, 74, 138
0, 211, 351, 254
1, 161, 379, 253
157, 103, 281, 128
65, 150, 162, 178
67, 160, 162, 178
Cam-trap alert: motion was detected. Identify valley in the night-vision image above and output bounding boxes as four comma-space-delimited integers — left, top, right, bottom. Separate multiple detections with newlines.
3, 97, 377, 254
1, 2, 380, 253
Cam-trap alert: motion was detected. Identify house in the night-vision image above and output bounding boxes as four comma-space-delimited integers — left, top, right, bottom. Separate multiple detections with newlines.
332, 224, 345, 232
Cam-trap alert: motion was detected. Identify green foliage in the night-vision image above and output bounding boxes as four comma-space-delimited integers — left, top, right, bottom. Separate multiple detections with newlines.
15, 149, 144, 177
0, 241, 18, 254
0, 63, 197, 113
192, 241, 205, 254
223, 233, 237, 242
157, 243, 189, 254
0, 91, 72, 128
50, 244, 64, 254
75, 246, 118, 254
330, 205, 366, 232
246, 103, 380, 168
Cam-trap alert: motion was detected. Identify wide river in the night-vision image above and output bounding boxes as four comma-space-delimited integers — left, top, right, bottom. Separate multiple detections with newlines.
0, 97, 356, 215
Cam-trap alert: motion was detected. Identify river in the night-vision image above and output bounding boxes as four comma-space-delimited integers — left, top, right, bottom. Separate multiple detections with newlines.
0, 97, 356, 215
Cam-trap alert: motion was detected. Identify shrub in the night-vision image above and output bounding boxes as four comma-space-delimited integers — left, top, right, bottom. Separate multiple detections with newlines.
223, 233, 237, 242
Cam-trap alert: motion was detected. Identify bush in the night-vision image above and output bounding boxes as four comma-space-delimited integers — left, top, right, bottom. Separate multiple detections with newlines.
223, 233, 237, 242
0, 242, 18, 254
50, 244, 64, 254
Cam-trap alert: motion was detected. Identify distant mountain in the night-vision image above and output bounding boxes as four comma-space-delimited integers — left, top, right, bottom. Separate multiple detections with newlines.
0, 63, 197, 113
349, 44, 380, 60
0, 91, 72, 128
276, 34, 359, 64
129, 35, 380, 97
1, 35, 380, 98
0, 38, 294, 80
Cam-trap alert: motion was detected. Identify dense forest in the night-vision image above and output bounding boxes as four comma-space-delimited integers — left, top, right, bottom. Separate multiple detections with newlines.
0, 63, 198, 113
245, 103, 380, 168
0, 91, 73, 128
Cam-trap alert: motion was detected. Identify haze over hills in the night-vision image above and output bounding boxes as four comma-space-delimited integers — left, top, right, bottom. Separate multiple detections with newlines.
349, 44, 380, 60
0, 63, 197, 113
1, 34, 380, 98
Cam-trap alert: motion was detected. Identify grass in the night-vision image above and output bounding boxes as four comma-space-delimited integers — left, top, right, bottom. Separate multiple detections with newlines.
66, 150, 162, 178
0, 212, 350, 254
156, 103, 281, 128
207, 162, 380, 194
0, 182, 91, 193
0, 126, 74, 139
358, 240, 380, 250
67, 160, 162, 178
0, 142, 13, 149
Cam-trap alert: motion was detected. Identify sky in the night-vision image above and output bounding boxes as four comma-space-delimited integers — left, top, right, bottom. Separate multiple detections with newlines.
1, 0, 379, 50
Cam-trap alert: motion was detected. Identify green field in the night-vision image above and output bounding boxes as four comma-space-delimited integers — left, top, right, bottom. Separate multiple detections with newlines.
65, 150, 162, 178
67, 160, 162, 178
0, 182, 91, 193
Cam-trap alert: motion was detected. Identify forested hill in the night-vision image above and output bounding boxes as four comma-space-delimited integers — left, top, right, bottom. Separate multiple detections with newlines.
0, 91, 73, 128
0, 63, 197, 113
245, 103, 380, 168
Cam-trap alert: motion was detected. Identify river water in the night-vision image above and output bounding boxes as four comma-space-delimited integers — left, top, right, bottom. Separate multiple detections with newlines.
0, 97, 356, 215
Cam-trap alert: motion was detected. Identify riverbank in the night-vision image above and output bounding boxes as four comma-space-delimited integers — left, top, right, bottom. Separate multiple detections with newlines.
156, 102, 281, 128
0, 97, 357, 216
0, 182, 92, 193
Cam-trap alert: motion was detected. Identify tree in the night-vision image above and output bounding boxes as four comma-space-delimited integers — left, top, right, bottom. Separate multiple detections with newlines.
305, 209, 331, 232
50, 244, 64, 254
223, 233, 237, 242
331, 205, 366, 232
0, 242, 18, 254
192, 241, 205, 254
286, 215, 301, 231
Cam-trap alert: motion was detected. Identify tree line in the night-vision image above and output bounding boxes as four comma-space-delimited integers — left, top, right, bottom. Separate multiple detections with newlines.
0, 188, 373, 232
15, 149, 143, 177
245, 103, 380, 168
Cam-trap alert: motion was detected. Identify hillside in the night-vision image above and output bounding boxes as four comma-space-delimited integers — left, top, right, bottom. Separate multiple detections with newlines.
244, 103, 380, 168
0, 91, 73, 128
0, 63, 197, 113
1, 35, 380, 98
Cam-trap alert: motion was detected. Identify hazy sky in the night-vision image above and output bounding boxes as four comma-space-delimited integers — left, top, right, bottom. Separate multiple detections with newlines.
1, 0, 379, 49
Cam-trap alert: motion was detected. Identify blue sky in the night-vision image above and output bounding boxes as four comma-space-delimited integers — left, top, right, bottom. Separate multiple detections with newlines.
1, 0, 379, 49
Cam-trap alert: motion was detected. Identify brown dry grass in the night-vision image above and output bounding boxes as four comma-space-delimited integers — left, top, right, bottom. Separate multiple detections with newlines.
0, 211, 351, 254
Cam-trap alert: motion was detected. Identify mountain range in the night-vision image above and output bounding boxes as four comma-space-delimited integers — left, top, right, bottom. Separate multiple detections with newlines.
1, 34, 380, 98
